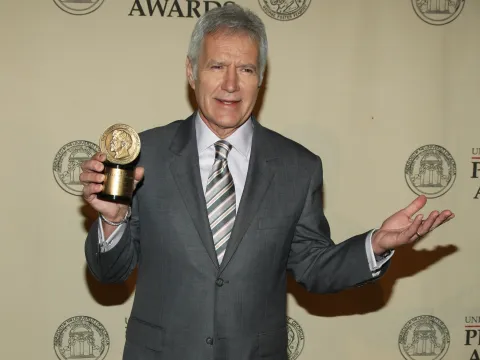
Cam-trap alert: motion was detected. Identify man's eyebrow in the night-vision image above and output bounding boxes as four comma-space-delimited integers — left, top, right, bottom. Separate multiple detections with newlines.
203, 60, 257, 71
239, 63, 257, 69
205, 60, 227, 66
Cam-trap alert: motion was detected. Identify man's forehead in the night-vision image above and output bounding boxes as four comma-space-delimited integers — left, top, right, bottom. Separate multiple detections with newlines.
203, 30, 258, 47
201, 32, 258, 57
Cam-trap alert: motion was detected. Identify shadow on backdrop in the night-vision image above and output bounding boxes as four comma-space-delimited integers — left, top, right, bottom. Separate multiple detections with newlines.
287, 235, 457, 317
80, 200, 137, 306
84, 265, 137, 306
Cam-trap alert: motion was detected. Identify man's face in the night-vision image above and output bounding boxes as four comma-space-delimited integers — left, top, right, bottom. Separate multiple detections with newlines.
110, 132, 122, 153
110, 136, 119, 152
187, 31, 260, 138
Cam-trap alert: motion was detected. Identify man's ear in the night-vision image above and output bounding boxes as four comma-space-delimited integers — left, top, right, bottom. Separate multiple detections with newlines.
186, 57, 195, 90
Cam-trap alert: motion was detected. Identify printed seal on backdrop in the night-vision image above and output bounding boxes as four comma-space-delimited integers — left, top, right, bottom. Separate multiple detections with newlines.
404, 144, 456, 199
259, 0, 311, 21
411, 0, 465, 25
53, 140, 100, 196
398, 315, 450, 360
287, 316, 305, 360
53, 316, 110, 360
53, 0, 106, 16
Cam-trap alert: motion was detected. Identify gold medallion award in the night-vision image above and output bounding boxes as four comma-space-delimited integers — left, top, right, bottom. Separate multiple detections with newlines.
98, 124, 141, 204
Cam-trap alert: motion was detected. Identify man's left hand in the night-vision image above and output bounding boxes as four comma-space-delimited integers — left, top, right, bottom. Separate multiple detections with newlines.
371, 195, 455, 256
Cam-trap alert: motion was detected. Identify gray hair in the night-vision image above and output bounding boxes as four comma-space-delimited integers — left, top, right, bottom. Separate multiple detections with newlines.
187, 4, 268, 85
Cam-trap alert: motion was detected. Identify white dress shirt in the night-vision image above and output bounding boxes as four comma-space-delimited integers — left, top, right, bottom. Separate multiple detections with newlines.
98, 113, 392, 276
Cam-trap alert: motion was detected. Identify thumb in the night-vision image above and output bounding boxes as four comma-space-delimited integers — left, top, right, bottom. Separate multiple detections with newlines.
403, 195, 427, 217
133, 166, 144, 188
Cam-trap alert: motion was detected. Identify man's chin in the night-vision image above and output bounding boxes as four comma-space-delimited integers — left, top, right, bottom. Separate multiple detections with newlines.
215, 112, 249, 125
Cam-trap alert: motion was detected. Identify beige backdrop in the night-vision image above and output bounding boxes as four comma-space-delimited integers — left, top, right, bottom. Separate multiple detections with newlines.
1, 0, 478, 359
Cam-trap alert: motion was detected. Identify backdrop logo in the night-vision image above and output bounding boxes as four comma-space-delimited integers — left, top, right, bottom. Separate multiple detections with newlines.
405, 144, 456, 198
399, 315, 450, 360
287, 316, 304, 360
465, 316, 480, 360
53, 316, 110, 360
129, 0, 235, 17
470, 148, 480, 199
412, 0, 465, 25
53, 0, 105, 15
53, 140, 100, 196
259, 0, 311, 21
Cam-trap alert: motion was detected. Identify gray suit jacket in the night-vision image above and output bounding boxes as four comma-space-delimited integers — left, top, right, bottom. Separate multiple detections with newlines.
85, 114, 385, 360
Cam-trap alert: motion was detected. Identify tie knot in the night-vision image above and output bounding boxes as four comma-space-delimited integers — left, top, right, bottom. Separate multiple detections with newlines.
214, 140, 232, 160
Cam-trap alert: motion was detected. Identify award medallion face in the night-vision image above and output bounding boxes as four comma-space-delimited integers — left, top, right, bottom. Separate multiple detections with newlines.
99, 124, 141, 165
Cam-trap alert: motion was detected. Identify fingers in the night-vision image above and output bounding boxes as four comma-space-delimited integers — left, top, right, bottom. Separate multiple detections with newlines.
404, 213, 424, 241
134, 166, 145, 182
92, 152, 106, 162
80, 152, 105, 174
429, 210, 453, 231
81, 152, 145, 199
80, 152, 106, 201
416, 210, 440, 236
83, 183, 104, 202
403, 195, 427, 217
418, 210, 455, 235
133, 166, 145, 189
410, 209, 455, 241
79, 171, 105, 186
79, 152, 105, 185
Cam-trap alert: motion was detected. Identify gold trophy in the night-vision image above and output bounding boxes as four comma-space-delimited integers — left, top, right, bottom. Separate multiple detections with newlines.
97, 124, 141, 204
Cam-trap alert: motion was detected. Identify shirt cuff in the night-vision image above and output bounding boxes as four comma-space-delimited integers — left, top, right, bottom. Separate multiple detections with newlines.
98, 218, 127, 253
365, 229, 394, 277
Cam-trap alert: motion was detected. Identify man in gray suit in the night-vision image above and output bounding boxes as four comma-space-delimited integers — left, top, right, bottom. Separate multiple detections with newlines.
80, 5, 454, 360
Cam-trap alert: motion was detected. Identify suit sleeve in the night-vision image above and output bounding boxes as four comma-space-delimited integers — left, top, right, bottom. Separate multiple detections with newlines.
287, 155, 388, 293
84, 193, 141, 284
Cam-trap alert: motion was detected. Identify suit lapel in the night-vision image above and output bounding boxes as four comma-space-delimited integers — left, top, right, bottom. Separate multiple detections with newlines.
169, 115, 219, 268
219, 119, 278, 273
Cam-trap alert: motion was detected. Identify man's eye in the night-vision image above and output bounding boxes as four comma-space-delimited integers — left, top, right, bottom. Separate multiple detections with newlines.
211, 65, 222, 69
243, 68, 254, 73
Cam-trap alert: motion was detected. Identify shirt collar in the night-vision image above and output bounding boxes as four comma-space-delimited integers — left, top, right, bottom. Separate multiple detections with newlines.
195, 112, 254, 160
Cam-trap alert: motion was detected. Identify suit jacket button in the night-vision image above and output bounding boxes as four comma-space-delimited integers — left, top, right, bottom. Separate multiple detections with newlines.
216, 278, 224, 287
206, 337, 214, 345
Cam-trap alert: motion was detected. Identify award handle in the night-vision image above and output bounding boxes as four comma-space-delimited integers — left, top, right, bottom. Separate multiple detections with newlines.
97, 162, 135, 204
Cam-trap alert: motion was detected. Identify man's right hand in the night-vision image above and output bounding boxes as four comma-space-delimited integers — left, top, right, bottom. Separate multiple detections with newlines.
80, 152, 145, 225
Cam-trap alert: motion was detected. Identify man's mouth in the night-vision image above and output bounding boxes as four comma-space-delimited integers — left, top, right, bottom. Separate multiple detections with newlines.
216, 99, 241, 105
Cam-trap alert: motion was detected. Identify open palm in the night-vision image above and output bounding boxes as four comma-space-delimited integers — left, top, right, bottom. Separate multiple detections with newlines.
371, 195, 455, 255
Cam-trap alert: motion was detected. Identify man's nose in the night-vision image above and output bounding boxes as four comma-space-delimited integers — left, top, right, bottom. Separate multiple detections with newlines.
221, 66, 240, 93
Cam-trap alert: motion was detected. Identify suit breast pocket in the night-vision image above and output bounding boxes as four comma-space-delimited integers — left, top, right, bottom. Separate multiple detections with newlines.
258, 216, 295, 230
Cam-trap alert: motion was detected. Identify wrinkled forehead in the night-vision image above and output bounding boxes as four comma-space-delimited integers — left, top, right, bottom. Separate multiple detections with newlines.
200, 29, 260, 60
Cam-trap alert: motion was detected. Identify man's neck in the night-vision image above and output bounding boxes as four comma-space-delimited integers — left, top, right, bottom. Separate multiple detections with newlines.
198, 112, 250, 139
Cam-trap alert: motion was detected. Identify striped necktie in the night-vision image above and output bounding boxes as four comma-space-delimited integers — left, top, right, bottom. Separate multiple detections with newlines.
206, 140, 236, 264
